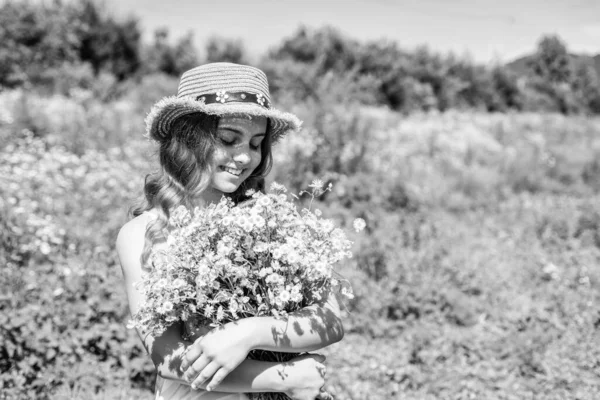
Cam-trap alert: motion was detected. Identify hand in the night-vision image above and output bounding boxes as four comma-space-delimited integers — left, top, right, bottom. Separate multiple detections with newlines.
282, 354, 330, 400
180, 321, 253, 391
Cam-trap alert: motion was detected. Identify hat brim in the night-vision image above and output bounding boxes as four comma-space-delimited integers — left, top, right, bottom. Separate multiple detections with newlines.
145, 96, 302, 143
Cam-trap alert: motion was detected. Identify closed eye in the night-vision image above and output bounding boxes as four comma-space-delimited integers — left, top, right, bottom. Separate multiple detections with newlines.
217, 127, 265, 149
217, 130, 237, 145
250, 139, 263, 150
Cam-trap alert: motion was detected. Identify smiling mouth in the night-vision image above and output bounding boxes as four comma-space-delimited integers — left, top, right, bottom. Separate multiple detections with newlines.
220, 166, 244, 177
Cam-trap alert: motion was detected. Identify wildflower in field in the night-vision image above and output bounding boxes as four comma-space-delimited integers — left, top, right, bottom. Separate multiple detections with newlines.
0, 131, 141, 265
308, 179, 324, 190
353, 218, 367, 232
269, 182, 287, 193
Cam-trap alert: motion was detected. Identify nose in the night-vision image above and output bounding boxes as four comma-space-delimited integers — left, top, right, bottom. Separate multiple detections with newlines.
233, 146, 252, 166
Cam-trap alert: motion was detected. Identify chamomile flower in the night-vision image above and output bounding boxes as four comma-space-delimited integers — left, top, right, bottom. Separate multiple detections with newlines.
353, 218, 367, 232
269, 182, 287, 193
308, 179, 324, 190
279, 290, 291, 303
257, 195, 272, 207
216, 306, 225, 321
204, 304, 214, 318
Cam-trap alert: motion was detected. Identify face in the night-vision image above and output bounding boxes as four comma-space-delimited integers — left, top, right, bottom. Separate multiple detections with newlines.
202, 115, 267, 202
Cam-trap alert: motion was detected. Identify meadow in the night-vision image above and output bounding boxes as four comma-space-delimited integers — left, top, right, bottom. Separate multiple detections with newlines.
1, 85, 600, 400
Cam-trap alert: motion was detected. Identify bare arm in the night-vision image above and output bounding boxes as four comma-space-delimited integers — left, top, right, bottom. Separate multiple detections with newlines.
246, 288, 345, 352
116, 214, 187, 381
179, 279, 344, 390
139, 322, 325, 395
140, 323, 288, 392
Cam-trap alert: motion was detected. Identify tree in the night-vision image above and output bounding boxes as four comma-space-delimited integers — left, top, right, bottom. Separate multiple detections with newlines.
0, 0, 142, 87
528, 35, 573, 85
573, 62, 600, 113
268, 26, 358, 74
142, 28, 198, 76
491, 66, 523, 111
355, 40, 410, 109
76, 0, 141, 80
0, 1, 81, 87
172, 32, 199, 75
205, 36, 246, 64
410, 46, 458, 111
144, 28, 177, 75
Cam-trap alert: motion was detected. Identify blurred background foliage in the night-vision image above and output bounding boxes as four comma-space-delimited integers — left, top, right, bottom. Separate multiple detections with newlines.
1, 1, 600, 399
2, 0, 600, 114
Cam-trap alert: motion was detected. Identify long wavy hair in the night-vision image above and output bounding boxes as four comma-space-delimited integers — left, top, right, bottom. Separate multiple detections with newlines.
131, 113, 273, 267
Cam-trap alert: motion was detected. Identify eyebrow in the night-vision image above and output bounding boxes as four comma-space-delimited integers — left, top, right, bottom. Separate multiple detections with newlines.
219, 126, 266, 138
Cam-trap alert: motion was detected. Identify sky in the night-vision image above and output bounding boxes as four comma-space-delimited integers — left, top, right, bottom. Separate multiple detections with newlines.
109, 0, 600, 64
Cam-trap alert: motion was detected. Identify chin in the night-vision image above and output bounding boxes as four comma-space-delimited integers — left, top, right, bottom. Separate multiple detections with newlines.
211, 181, 241, 194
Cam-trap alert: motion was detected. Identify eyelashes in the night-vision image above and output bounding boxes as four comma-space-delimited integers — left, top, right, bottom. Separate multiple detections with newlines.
219, 137, 262, 150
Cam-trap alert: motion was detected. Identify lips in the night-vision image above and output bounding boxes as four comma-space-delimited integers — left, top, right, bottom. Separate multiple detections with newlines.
220, 166, 244, 177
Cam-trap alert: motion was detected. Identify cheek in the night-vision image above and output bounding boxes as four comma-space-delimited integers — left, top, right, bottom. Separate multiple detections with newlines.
251, 150, 262, 168
211, 147, 229, 165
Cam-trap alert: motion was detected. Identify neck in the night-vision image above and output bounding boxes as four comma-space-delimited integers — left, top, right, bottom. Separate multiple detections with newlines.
194, 187, 225, 208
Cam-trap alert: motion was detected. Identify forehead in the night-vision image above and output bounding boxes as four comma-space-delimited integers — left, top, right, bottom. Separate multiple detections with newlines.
218, 116, 267, 133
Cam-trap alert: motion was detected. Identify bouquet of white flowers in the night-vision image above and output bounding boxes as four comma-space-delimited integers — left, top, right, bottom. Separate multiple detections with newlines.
129, 181, 364, 399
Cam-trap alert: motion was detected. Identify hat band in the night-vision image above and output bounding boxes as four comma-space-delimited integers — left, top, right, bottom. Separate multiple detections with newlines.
195, 91, 271, 109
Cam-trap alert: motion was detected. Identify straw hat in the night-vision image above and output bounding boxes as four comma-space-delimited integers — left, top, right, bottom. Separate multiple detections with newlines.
145, 62, 302, 143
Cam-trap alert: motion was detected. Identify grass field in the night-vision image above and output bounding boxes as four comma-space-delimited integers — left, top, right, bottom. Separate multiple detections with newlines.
1, 89, 600, 399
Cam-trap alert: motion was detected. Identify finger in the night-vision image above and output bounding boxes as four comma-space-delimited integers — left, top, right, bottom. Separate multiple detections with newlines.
183, 354, 211, 383
181, 345, 203, 372
316, 390, 335, 400
314, 354, 326, 363
314, 362, 327, 379
205, 367, 231, 391
296, 353, 326, 363
190, 360, 221, 390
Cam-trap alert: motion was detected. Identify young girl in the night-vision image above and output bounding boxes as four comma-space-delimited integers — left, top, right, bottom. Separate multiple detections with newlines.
116, 63, 344, 400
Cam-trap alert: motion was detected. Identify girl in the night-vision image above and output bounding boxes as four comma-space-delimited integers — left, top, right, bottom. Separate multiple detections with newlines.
116, 63, 344, 400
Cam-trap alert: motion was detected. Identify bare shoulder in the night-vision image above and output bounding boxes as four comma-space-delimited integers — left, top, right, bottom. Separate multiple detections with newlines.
116, 211, 157, 274
116, 211, 160, 315
116, 212, 154, 251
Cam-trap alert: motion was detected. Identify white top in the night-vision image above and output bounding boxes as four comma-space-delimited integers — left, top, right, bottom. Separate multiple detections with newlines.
155, 376, 250, 400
